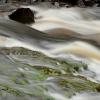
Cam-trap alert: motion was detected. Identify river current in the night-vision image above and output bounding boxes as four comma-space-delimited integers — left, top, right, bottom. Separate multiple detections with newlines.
0, 5, 100, 100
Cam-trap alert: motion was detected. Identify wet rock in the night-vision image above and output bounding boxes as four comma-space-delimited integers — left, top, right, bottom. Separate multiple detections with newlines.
83, 0, 95, 7
0, 47, 100, 99
51, 0, 97, 7
0, 47, 88, 75
96, 0, 100, 7
9, 8, 35, 24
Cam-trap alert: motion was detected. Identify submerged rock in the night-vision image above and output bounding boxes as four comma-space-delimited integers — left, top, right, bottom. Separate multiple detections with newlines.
9, 8, 35, 24
0, 47, 100, 99
0, 47, 88, 75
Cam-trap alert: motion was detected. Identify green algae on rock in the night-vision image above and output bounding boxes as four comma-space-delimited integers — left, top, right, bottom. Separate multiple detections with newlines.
0, 47, 88, 75
0, 47, 100, 100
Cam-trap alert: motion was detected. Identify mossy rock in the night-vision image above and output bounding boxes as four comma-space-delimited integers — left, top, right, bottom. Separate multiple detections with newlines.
47, 75, 100, 97
0, 47, 100, 100
0, 47, 88, 75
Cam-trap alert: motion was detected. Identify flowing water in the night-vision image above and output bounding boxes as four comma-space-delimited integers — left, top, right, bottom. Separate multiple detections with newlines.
0, 5, 100, 100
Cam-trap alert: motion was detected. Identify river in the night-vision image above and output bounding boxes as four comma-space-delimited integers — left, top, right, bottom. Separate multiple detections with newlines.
0, 5, 100, 100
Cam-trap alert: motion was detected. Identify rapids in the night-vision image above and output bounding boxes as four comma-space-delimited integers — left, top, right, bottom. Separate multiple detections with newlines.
0, 5, 100, 100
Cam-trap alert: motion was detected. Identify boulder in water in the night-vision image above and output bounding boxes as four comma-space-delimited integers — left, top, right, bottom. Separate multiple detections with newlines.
9, 8, 35, 24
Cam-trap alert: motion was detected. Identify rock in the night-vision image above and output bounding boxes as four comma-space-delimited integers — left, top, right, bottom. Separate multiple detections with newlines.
83, 0, 95, 7
96, 0, 100, 7
9, 8, 35, 24
51, 0, 97, 7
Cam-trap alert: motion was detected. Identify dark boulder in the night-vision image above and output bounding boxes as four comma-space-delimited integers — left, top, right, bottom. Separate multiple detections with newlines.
9, 8, 35, 24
